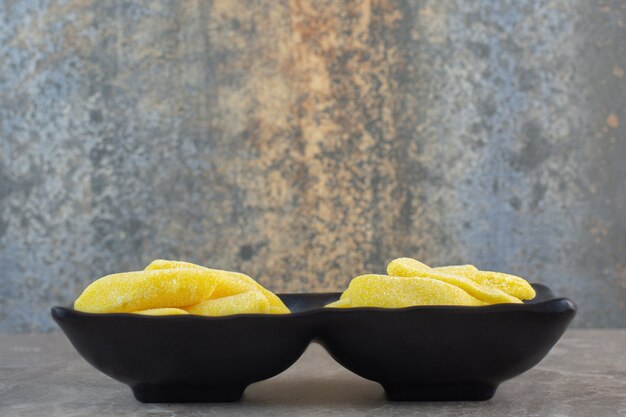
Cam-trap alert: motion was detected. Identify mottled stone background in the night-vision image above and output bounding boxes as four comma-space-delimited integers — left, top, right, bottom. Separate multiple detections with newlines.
0, 0, 625, 332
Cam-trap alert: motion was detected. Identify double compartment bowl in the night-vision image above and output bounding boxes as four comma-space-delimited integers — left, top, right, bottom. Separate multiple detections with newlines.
52, 284, 575, 403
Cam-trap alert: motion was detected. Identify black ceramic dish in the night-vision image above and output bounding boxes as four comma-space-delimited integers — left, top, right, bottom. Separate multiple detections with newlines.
52, 284, 575, 403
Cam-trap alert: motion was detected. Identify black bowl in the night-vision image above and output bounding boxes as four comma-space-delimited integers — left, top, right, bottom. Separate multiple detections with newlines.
316, 284, 575, 400
52, 284, 574, 402
51, 307, 316, 402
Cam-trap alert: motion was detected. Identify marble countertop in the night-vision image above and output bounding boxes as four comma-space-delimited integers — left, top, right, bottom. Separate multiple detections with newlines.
1, 330, 625, 417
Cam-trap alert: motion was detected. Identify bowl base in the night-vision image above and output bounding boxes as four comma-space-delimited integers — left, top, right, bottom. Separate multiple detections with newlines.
383, 382, 497, 401
132, 384, 246, 403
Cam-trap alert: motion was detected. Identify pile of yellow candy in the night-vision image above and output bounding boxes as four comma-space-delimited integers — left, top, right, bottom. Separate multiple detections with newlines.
74, 257, 536, 315
326, 257, 536, 308
74, 260, 290, 316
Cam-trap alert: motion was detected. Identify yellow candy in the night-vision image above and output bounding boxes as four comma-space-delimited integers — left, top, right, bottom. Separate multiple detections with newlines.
145, 260, 290, 314
435, 264, 479, 273
436, 267, 535, 300
399, 258, 431, 270
339, 274, 486, 307
387, 258, 522, 304
74, 269, 217, 313
403, 262, 534, 300
325, 299, 351, 308
184, 291, 270, 316
433, 263, 534, 300
132, 308, 188, 316
145, 260, 251, 298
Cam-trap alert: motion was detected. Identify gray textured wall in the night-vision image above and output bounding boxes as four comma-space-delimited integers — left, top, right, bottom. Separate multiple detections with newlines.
1, 0, 625, 332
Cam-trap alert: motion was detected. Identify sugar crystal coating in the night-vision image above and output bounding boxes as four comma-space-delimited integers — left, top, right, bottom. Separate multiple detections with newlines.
132, 308, 188, 316
340, 274, 486, 307
324, 298, 351, 308
74, 268, 217, 313
145, 259, 290, 313
184, 291, 270, 316
435, 264, 479, 273
435, 265, 535, 300
325, 258, 535, 309
387, 258, 522, 304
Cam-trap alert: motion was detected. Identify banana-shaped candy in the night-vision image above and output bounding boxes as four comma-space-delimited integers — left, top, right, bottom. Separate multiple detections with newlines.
184, 291, 270, 316
387, 258, 522, 304
145, 259, 290, 314
74, 268, 216, 313
338, 274, 486, 308
435, 265, 535, 300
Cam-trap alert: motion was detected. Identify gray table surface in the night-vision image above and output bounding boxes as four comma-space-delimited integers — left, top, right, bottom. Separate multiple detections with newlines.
1, 330, 625, 417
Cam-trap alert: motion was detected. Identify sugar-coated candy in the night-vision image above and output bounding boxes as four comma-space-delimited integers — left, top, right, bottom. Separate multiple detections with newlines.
415, 261, 534, 300
74, 269, 217, 313
324, 298, 351, 308
387, 258, 522, 304
339, 274, 486, 307
132, 308, 188, 316
184, 291, 270, 316
434, 264, 479, 273
435, 265, 535, 300
145, 260, 290, 314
